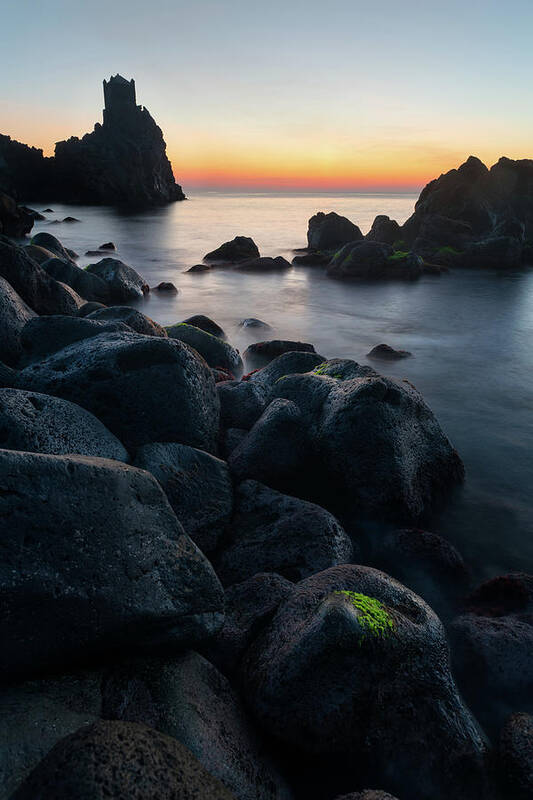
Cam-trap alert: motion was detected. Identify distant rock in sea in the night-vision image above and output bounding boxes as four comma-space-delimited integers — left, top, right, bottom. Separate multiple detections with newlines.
0, 75, 184, 207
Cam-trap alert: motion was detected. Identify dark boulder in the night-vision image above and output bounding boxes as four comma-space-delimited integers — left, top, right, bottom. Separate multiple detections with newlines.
19, 315, 131, 365
40, 256, 110, 302
182, 314, 225, 338
234, 359, 464, 525
410, 214, 474, 258
365, 215, 402, 245
216, 480, 354, 586
17, 331, 220, 452
0, 192, 34, 237
30, 231, 75, 263
167, 322, 242, 373
11, 720, 234, 800
247, 350, 325, 391
292, 251, 331, 266
0, 670, 102, 798
0, 388, 128, 461
239, 317, 271, 329
449, 573, 533, 733
218, 380, 267, 430
99, 241, 116, 250
242, 564, 490, 800
103, 652, 293, 800
0, 237, 80, 315
462, 234, 523, 269
0, 277, 36, 365
205, 236, 260, 263
498, 713, 533, 800
87, 305, 167, 336
234, 256, 291, 271
0, 450, 224, 681
154, 280, 178, 292
133, 442, 233, 553
221, 427, 248, 459
244, 340, 318, 368
77, 301, 107, 317
201, 573, 294, 676
23, 243, 57, 265
187, 262, 211, 272
85, 257, 149, 300
229, 399, 312, 490
367, 343, 412, 360
307, 211, 363, 250
334, 793, 399, 800
371, 528, 469, 619
327, 241, 423, 281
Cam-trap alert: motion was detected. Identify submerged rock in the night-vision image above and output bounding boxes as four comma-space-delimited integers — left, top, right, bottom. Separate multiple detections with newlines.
234, 256, 291, 271
216, 480, 354, 586
0, 388, 128, 461
133, 442, 233, 553
0, 450, 224, 681
0, 276, 36, 365
85, 257, 149, 301
307, 211, 363, 250
239, 318, 271, 329
182, 314, 225, 338
167, 322, 242, 373
154, 280, 178, 292
18, 331, 220, 452
367, 343, 412, 360
103, 652, 292, 800
242, 564, 490, 800
11, 720, 234, 800
204, 236, 260, 263
244, 340, 318, 367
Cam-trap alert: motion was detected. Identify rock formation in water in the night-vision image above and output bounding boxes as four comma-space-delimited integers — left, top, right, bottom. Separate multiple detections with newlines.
0, 75, 185, 206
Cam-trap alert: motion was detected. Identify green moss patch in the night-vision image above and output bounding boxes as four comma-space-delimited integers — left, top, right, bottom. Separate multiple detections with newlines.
335, 591, 395, 642
435, 245, 461, 256
387, 250, 409, 262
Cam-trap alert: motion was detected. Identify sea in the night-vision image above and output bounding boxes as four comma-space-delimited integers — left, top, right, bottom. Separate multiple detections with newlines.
26, 191, 533, 580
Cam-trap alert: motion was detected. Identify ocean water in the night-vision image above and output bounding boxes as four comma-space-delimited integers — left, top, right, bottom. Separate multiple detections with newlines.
28, 192, 533, 579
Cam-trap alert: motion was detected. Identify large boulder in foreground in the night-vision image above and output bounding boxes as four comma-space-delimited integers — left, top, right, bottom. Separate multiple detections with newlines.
133, 442, 233, 553
85, 257, 149, 300
0, 389, 128, 461
307, 212, 363, 250
204, 236, 260, 263
19, 315, 131, 365
0, 670, 102, 798
232, 359, 464, 525
327, 241, 423, 281
30, 232, 76, 262
17, 331, 220, 452
216, 480, 354, 586
103, 652, 292, 800
0, 450, 224, 681
0, 236, 80, 315
167, 322, 243, 373
242, 564, 489, 800
12, 720, 234, 800
0, 192, 34, 237
0, 276, 36, 365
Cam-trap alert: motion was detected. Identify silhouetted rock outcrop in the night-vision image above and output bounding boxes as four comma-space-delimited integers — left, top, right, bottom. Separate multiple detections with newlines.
0, 76, 184, 206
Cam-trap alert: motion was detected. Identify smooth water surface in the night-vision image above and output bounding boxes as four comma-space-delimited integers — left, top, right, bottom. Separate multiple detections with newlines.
28, 192, 533, 578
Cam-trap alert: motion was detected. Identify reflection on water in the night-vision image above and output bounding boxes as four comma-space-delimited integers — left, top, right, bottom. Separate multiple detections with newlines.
29, 192, 533, 578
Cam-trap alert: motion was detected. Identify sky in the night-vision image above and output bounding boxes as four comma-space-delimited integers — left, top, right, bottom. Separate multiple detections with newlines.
2, 0, 532, 192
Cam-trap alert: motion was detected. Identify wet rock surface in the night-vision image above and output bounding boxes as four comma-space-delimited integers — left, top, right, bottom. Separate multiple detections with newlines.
0, 450, 224, 681
0, 276, 36, 365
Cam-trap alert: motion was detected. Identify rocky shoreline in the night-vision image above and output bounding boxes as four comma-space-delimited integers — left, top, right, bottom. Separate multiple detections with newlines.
0, 200, 531, 800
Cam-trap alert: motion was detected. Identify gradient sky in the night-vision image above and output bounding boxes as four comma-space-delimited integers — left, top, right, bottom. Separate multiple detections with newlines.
2, 0, 532, 191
